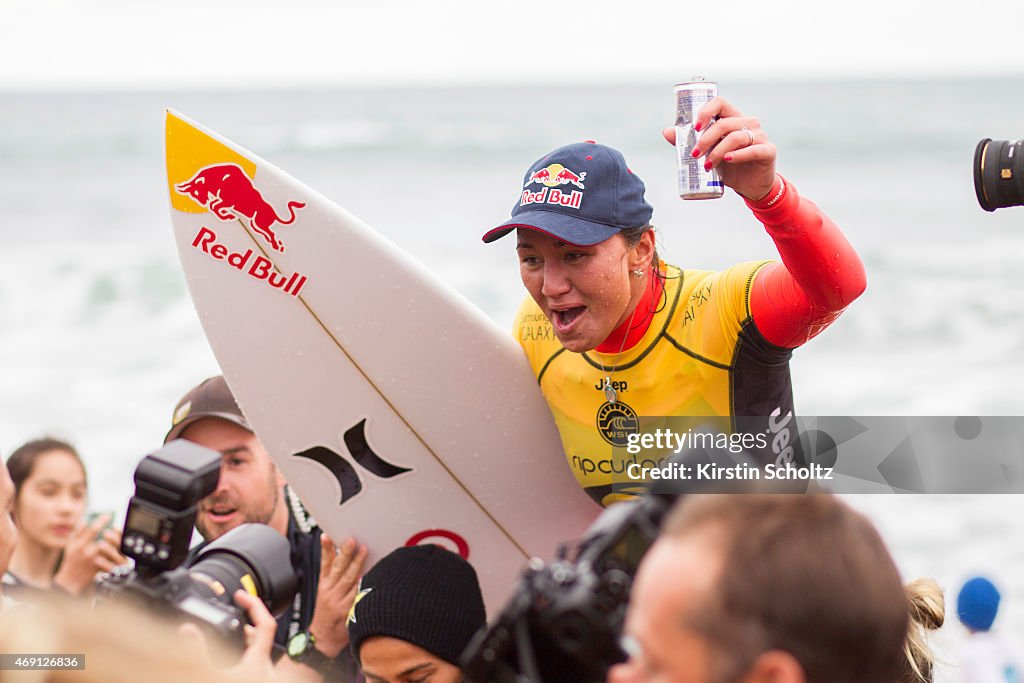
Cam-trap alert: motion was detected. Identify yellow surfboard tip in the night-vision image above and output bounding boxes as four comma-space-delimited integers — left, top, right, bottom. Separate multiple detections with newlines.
165, 112, 255, 213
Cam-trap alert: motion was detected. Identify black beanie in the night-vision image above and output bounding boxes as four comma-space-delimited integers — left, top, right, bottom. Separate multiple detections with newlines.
347, 545, 486, 666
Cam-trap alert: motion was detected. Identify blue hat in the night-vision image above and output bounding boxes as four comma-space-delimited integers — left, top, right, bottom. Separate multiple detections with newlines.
957, 576, 1001, 632
482, 141, 653, 246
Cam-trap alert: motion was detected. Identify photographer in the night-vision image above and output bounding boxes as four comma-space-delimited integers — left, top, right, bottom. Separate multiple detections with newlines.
165, 376, 367, 681
608, 494, 910, 683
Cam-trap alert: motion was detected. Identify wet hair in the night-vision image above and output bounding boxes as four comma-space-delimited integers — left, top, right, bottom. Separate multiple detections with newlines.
7, 437, 87, 498
618, 224, 678, 316
619, 224, 656, 258
619, 224, 663, 276
901, 578, 945, 683
662, 494, 909, 683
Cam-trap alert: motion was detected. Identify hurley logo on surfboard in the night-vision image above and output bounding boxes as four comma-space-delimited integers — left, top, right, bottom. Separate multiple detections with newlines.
293, 419, 413, 506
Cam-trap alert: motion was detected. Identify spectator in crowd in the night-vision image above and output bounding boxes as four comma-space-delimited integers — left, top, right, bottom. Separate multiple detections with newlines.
347, 544, 486, 683
0, 588, 285, 683
608, 494, 911, 683
0, 457, 19, 612
901, 577, 945, 683
956, 575, 1021, 683
4, 437, 125, 599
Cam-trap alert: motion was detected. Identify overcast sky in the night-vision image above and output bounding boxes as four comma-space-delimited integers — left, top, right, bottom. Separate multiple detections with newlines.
2, 0, 1022, 90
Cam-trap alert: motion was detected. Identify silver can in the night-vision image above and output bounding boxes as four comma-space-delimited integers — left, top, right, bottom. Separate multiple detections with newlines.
674, 78, 724, 200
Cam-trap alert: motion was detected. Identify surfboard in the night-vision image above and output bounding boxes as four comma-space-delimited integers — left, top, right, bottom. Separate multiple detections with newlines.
164, 110, 599, 611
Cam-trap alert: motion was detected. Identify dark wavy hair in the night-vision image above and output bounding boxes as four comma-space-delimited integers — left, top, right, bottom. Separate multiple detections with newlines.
618, 224, 676, 314
7, 437, 87, 498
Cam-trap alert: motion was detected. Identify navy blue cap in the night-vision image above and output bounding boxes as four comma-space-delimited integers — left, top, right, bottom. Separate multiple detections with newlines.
957, 576, 1001, 632
482, 141, 653, 246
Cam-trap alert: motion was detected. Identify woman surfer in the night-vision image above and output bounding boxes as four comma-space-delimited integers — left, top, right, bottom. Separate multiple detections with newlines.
482, 97, 866, 506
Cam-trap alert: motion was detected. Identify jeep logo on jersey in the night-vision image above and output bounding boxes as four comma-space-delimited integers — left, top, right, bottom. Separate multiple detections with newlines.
769, 406, 796, 467
596, 401, 639, 447
293, 419, 412, 505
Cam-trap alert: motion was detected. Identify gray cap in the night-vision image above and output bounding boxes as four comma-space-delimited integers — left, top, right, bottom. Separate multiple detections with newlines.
164, 375, 251, 444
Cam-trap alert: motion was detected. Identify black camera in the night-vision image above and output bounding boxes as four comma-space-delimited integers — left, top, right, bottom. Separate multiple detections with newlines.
974, 138, 1024, 211
120, 439, 220, 573
461, 494, 670, 683
462, 442, 757, 683
98, 440, 297, 649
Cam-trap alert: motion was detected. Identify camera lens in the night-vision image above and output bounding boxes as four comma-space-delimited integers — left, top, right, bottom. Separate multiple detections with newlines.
974, 138, 1024, 211
191, 523, 298, 616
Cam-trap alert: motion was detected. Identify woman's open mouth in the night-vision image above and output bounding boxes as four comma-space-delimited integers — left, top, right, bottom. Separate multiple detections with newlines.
551, 306, 586, 334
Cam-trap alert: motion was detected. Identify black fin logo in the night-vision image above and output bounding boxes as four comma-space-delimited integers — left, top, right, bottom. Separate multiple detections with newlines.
293, 446, 363, 505
292, 419, 412, 507
344, 419, 412, 479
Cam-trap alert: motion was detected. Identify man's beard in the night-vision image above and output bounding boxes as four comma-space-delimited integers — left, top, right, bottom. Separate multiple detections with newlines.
196, 476, 280, 542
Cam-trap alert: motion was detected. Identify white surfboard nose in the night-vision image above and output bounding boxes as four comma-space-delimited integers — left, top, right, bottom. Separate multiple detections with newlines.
166, 112, 599, 613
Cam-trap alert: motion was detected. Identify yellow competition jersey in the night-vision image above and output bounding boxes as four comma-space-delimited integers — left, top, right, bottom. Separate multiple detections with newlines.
517, 261, 800, 507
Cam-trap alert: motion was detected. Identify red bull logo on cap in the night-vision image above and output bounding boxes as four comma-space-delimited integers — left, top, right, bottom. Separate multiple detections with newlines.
524, 163, 587, 189
521, 163, 586, 211
175, 163, 305, 253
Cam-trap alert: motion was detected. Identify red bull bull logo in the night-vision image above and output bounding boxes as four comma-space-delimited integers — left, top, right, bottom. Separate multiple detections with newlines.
524, 163, 587, 189
175, 163, 305, 253
522, 163, 587, 211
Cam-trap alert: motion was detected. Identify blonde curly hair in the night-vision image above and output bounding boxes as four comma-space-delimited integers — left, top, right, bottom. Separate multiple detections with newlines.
902, 578, 945, 682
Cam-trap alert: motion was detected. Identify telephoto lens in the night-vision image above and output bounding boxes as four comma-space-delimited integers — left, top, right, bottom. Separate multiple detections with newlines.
188, 523, 298, 619
974, 138, 1024, 211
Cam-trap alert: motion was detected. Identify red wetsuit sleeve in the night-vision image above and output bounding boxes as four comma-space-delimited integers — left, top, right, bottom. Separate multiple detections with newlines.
744, 176, 867, 349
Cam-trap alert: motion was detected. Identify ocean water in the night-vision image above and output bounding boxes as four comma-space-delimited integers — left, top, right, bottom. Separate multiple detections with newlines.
1, 81, 1022, 674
